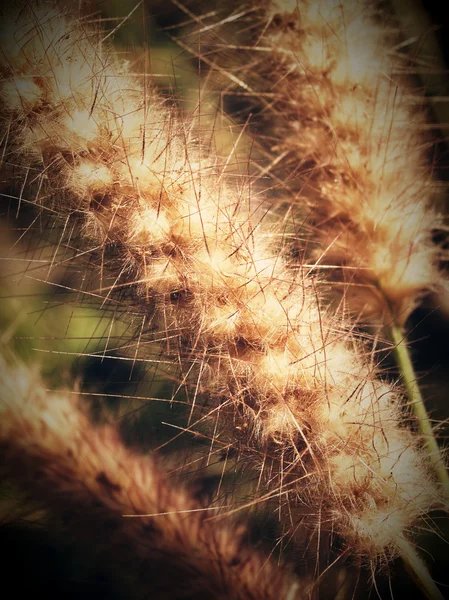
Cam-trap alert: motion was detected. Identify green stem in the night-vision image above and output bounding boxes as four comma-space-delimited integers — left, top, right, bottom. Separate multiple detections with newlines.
389, 321, 449, 496
396, 537, 444, 600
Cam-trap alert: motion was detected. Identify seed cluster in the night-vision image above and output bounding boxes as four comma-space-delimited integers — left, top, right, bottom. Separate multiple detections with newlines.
0, 356, 304, 600
232, 0, 445, 322
0, 1, 442, 569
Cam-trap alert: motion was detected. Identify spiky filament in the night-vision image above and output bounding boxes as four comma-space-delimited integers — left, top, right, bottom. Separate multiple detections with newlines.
200, 0, 445, 324
0, 1, 443, 580
207, 0, 449, 495
0, 356, 304, 600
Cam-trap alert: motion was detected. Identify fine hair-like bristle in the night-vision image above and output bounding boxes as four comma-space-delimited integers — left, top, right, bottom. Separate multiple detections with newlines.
0, 1, 446, 595
0, 355, 304, 600
192, 0, 446, 324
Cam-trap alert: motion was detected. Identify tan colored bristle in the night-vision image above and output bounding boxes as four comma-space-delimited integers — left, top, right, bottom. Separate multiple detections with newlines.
0, 0, 444, 578
268, 0, 444, 323
0, 355, 304, 600
197, 0, 445, 324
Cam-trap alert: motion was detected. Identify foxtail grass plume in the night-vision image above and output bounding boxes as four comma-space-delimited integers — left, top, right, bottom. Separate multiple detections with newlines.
205, 0, 446, 324
0, 1, 444, 587
0, 355, 304, 600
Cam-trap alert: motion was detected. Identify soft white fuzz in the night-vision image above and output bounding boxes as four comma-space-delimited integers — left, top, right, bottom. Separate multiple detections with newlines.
0, 1, 441, 565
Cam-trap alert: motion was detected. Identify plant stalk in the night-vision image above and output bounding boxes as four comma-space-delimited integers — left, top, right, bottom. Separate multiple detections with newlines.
396, 536, 444, 600
389, 321, 449, 497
